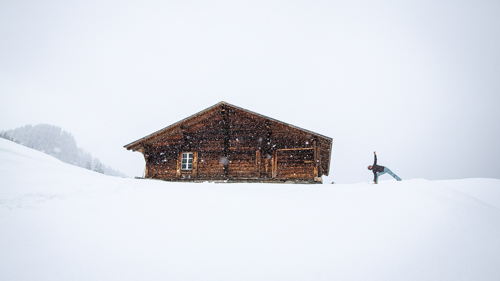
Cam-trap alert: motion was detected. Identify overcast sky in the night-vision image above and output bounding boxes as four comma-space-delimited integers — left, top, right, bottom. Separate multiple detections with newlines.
1, 0, 499, 183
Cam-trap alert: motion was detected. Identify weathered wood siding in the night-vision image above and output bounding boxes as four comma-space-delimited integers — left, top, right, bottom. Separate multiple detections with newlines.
276, 148, 315, 179
125, 102, 332, 183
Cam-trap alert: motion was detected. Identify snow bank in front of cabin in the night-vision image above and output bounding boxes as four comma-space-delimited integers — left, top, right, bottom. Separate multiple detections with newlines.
1, 138, 500, 281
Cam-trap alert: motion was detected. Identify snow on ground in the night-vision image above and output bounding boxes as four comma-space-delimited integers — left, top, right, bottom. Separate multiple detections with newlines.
1, 138, 499, 281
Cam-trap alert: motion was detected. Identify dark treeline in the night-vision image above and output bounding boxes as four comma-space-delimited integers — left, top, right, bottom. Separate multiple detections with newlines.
1, 124, 126, 177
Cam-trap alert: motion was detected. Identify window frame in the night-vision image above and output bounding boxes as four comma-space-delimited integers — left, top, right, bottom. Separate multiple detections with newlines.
180, 152, 194, 171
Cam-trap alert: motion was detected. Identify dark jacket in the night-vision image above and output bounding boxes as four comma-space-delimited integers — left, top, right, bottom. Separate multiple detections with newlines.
372, 154, 385, 182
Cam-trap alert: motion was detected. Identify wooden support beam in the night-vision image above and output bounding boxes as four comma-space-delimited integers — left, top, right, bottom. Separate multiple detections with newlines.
256, 150, 261, 178
313, 139, 318, 177
264, 120, 272, 154
272, 150, 277, 178
276, 147, 314, 151
144, 154, 149, 178
180, 125, 190, 150
176, 153, 181, 177
221, 104, 229, 177
193, 151, 198, 177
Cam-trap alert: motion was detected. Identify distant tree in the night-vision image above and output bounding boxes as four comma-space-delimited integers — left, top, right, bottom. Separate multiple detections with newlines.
0, 131, 20, 143
93, 160, 104, 174
3, 124, 127, 177
0, 131, 10, 140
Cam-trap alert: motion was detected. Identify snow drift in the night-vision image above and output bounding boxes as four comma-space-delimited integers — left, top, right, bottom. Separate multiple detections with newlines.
1, 138, 499, 281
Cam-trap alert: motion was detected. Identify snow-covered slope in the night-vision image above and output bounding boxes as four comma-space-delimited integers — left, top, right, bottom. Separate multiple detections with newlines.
1, 138, 499, 281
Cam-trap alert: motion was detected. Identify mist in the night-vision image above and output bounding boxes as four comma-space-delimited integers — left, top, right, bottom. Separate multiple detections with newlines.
1, 0, 499, 183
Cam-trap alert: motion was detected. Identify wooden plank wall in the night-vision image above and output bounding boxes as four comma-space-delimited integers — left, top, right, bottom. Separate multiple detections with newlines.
140, 104, 330, 181
276, 148, 316, 179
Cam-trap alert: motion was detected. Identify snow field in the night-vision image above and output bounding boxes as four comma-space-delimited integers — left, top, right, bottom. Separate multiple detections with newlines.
1, 138, 499, 281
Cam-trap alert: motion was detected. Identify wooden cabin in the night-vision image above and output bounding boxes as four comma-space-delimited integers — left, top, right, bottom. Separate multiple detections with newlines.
124, 102, 332, 183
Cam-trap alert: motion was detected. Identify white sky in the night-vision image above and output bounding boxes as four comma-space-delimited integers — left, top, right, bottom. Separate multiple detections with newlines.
1, 0, 499, 183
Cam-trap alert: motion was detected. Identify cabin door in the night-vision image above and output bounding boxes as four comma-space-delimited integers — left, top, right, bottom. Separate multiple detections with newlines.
257, 151, 274, 179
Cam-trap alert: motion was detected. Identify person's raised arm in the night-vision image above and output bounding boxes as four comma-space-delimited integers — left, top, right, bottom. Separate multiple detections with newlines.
373, 151, 377, 165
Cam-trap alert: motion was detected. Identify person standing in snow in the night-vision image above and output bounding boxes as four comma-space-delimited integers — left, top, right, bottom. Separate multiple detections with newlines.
367, 151, 402, 184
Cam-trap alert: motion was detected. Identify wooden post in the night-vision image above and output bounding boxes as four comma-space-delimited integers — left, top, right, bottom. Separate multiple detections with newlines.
256, 150, 261, 178
272, 150, 277, 178
221, 105, 229, 178
193, 151, 198, 177
176, 153, 181, 177
181, 125, 190, 150
317, 144, 322, 177
313, 139, 318, 177
144, 154, 149, 178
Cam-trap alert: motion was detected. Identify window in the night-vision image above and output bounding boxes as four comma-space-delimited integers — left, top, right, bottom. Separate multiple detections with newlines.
181, 152, 194, 170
